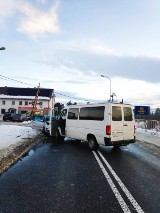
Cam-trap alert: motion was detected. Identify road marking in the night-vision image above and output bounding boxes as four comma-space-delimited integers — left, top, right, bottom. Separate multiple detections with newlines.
92, 151, 131, 213
98, 151, 144, 213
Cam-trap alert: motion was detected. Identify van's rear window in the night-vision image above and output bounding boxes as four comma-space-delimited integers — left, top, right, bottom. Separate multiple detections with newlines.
79, 106, 104, 121
112, 106, 122, 121
124, 107, 133, 121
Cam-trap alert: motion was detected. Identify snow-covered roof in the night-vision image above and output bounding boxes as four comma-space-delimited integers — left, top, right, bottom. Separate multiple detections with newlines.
0, 87, 53, 98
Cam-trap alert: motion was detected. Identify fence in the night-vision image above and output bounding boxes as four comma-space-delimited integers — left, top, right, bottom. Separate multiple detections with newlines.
136, 119, 160, 132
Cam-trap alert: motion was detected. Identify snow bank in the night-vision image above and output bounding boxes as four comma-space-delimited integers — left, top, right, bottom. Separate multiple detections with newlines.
0, 125, 38, 159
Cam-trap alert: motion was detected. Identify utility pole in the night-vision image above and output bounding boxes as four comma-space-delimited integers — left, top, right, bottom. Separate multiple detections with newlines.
31, 83, 40, 119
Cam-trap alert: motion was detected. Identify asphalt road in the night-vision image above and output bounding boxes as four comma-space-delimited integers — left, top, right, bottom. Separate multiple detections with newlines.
0, 136, 160, 213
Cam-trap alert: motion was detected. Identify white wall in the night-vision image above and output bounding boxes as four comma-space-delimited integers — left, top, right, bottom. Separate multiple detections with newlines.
0, 97, 54, 115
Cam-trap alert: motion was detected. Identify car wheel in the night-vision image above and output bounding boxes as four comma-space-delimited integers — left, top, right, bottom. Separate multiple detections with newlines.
43, 127, 47, 134
88, 136, 99, 151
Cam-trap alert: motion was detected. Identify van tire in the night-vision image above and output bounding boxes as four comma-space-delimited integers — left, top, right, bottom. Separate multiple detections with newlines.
113, 145, 121, 148
88, 136, 99, 150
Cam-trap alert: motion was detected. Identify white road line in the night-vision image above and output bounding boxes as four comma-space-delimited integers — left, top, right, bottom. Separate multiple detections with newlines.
98, 151, 144, 213
92, 151, 131, 213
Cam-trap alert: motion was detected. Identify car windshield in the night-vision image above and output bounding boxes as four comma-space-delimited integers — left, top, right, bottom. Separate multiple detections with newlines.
13, 114, 21, 117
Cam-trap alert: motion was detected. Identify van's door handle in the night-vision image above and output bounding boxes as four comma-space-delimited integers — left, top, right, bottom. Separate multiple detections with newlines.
124, 124, 128, 126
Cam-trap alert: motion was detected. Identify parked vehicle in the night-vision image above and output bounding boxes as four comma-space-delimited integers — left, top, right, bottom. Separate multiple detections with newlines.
25, 114, 31, 120
49, 102, 136, 150
33, 115, 43, 122
43, 115, 50, 134
12, 114, 29, 122
3, 112, 14, 121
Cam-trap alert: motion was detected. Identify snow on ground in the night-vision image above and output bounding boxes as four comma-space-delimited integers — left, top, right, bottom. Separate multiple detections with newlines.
0, 125, 37, 148
136, 127, 160, 137
0, 124, 38, 160
136, 127, 160, 147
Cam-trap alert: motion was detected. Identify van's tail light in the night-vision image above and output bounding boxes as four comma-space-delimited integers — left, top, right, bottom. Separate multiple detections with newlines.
134, 125, 136, 134
106, 125, 111, 135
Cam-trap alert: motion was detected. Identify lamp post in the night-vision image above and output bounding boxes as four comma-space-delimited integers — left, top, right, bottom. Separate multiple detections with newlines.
0, 47, 5, 50
101, 74, 111, 101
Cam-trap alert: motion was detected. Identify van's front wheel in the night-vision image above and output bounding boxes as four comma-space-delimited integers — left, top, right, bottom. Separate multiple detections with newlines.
88, 136, 99, 151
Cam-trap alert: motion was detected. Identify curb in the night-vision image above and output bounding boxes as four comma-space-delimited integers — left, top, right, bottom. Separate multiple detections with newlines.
136, 138, 160, 148
0, 132, 43, 175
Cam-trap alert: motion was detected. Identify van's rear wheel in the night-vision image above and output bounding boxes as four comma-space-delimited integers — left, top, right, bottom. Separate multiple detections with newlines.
88, 136, 99, 150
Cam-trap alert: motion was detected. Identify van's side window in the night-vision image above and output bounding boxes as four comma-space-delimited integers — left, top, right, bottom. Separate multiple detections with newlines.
68, 108, 79, 120
79, 106, 104, 121
124, 107, 133, 121
112, 106, 122, 121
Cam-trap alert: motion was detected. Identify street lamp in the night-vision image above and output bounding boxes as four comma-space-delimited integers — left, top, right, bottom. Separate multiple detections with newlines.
0, 47, 5, 50
101, 74, 111, 101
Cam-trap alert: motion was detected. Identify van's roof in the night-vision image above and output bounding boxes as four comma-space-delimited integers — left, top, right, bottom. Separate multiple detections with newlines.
65, 102, 133, 108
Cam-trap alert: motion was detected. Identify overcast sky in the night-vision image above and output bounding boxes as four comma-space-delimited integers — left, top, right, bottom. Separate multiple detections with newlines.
1, 0, 160, 107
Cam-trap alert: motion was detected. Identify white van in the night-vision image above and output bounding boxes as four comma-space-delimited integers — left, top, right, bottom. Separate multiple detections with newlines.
49, 102, 135, 150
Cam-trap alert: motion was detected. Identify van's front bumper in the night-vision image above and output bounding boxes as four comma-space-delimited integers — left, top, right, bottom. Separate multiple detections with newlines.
104, 137, 136, 146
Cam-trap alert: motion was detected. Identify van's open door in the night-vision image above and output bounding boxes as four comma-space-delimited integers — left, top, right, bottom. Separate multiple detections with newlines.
49, 108, 59, 137
49, 108, 54, 136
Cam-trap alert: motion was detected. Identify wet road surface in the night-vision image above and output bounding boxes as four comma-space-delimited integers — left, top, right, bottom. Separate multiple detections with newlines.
0, 136, 160, 213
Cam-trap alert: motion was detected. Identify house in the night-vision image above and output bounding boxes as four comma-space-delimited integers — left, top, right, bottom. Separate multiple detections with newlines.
0, 87, 54, 116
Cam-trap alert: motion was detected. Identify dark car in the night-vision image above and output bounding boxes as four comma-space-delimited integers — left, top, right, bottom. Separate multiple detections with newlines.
12, 114, 29, 122
3, 112, 14, 121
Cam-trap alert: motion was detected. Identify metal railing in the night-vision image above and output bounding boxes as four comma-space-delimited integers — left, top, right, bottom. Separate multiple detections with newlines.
136, 119, 160, 132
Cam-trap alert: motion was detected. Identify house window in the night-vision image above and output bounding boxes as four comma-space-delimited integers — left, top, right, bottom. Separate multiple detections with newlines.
1, 109, 5, 114
12, 101, 15, 105
2, 100, 5, 105
25, 101, 28, 106
39, 102, 43, 106
19, 101, 22, 105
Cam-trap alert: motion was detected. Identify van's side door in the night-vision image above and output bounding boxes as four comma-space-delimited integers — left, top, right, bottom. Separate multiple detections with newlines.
65, 108, 79, 139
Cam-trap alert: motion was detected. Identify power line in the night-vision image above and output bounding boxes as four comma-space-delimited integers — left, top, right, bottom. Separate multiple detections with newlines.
0, 75, 35, 87
55, 91, 96, 102
0, 74, 96, 102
